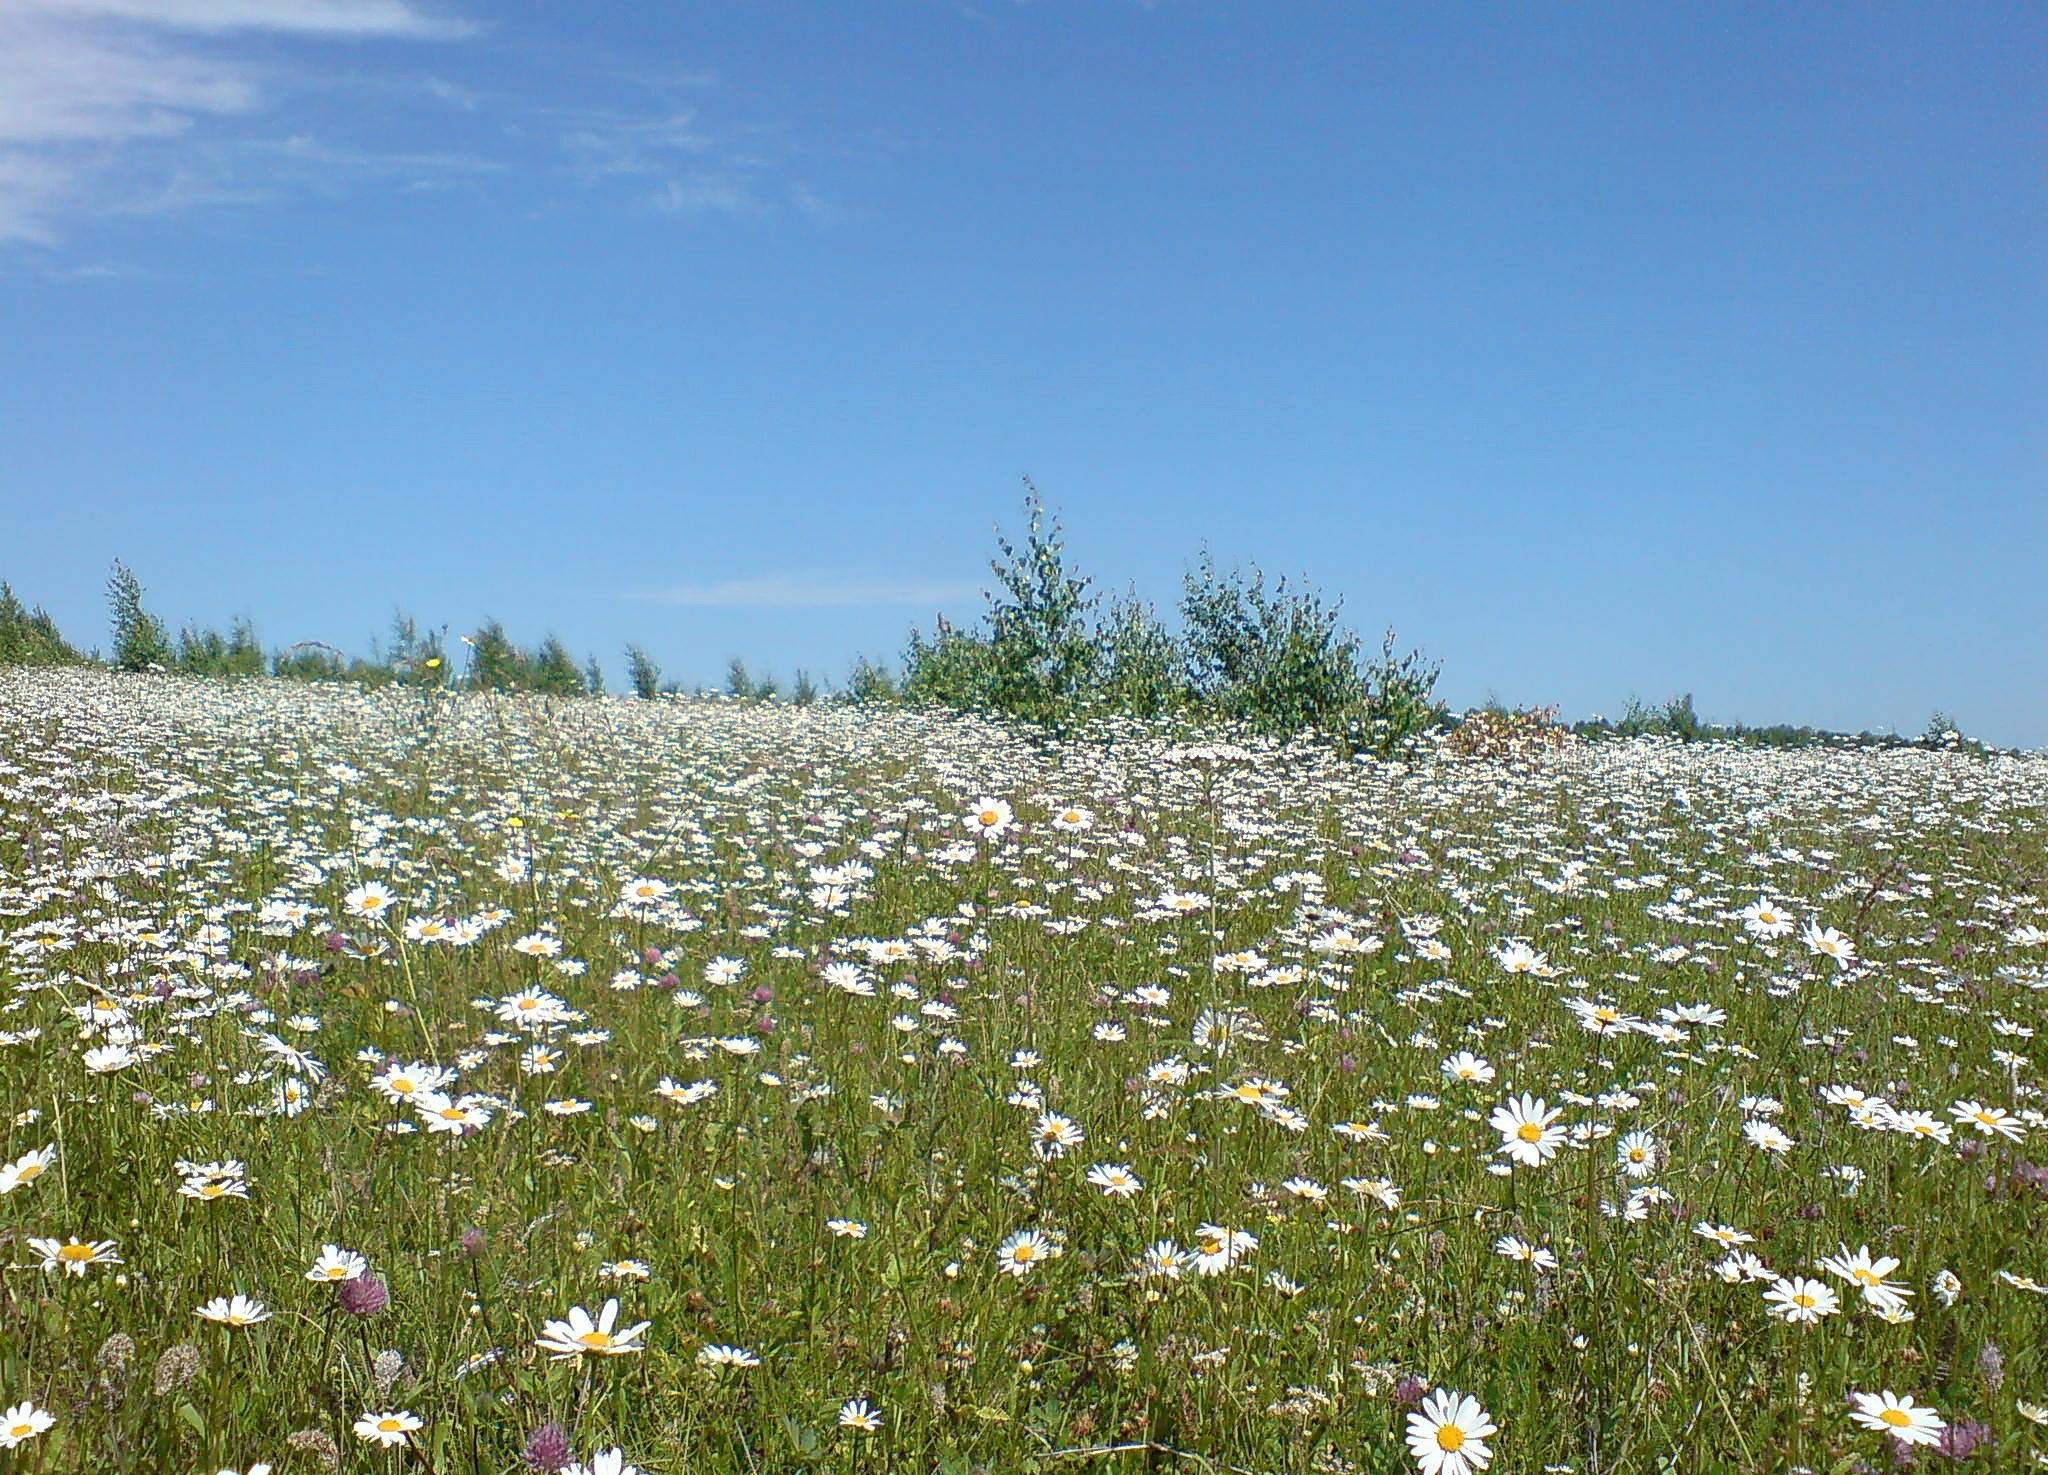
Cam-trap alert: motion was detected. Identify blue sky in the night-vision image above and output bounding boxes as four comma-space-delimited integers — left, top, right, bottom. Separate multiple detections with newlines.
2, 1, 2042, 744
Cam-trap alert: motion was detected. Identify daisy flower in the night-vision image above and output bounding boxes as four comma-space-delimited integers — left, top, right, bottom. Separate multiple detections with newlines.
1085, 1163, 1143, 1197
1762, 1277, 1840, 1324
837, 1398, 884, 1432
306, 1245, 367, 1283
963, 798, 1015, 838
1949, 1101, 2025, 1141
1801, 923, 1856, 969
1489, 1094, 1566, 1167
26, 1236, 121, 1276
0, 1403, 54, 1449
1404, 1388, 1497, 1475
1817, 1245, 1912, 1314
995, 1228, 1061, 1277
1440, 1052, 1495, 1085
0, 1145, 56, 1195
353, 1410, 422, 1447
194, 1294, 271, 1327
535, 1299, 650, 1359
565, 1450, 642, 1475
1846, 1391, 1944, 1447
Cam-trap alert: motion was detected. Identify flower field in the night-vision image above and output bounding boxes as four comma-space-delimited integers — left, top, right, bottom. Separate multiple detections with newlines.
0, 668, 2043, 1474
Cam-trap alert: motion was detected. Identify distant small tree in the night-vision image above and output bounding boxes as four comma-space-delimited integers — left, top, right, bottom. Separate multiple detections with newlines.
274, 643, 349, 681
845, 655, 897, 705
791, 668, 818, 706
0, 582, 84, 667
624, 644, 662, 700
467, 620, 524, 691
725, 658, 754, 700
983, 483, 1099, 727
1661, 693, 1703, 742
107, 561, 172, 672
386, 613, 448, 685
531, 635, 585, 696
583, 654, 605, 696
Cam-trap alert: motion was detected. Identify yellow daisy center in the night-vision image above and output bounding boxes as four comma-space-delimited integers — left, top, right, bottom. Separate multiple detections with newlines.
1792, 1293, 1815, 1307
7, 1422, 32, 1438
1879, 1409, 1911, 1428
979, 811, 1000, 826
57, 1243, 96, 1262
16, 1164, 41, 1180
1517, 1123, 1544, 1142
578, 1331, 613, 1348
377, 1418, 405, 1433
1436, 1425, 1466, 1451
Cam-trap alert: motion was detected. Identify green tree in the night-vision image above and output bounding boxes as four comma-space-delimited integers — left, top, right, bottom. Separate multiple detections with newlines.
982, 482, 1099, 727
624, 644, 662, 700
1179, 551, 1362, 736
466, 620, 525, 691
0, 583, 84, 667
725, 658, 754, 700
1093, 591, 1183, 719
531, 635, 586, 696
107, 560, 172, 672
845, 655, 897, 705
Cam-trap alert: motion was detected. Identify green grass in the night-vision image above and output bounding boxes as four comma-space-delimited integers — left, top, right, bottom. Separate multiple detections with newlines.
0, 668, 2042, 1475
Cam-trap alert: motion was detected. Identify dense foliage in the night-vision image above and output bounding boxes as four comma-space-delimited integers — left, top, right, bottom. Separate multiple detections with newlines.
897, 488, 1446, 750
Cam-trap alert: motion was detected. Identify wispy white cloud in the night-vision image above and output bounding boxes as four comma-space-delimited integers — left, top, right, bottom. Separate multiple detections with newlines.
637, 578, 985, 610
0, 1, 843, 249
0, 0, 467, 242
648, 173, 758, 216
14, 0, 471, 40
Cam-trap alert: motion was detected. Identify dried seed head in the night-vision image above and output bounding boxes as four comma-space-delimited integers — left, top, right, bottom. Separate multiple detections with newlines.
96, 1332, 136, 1375
287, 1427, 342, 1472
150, 1342, 203, 1396
1979, 1339, 2006, 1392
371, 1348, 405, 1397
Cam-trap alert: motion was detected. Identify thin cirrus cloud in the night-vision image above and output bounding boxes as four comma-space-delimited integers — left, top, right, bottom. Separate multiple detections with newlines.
0, 0, 470, 244
1, 0, 825, 248
639, 578, 986, 610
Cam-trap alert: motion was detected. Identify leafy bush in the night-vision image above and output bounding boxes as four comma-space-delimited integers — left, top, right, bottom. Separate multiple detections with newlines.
1180, 552, 1364, 737
892, 486, 1445, 747
106, 560, 172, 672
